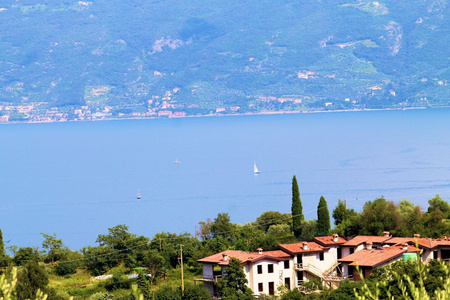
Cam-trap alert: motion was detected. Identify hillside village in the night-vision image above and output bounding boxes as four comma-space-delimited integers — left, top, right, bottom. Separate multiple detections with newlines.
197, 232, 450, 297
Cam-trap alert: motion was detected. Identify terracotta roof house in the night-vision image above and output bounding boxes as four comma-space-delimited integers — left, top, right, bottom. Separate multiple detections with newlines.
378, 234, 450, 262
341, 231, 393, 258
339, 243, 421, 280
197, 233, 448, 296
196, 248, 292, 297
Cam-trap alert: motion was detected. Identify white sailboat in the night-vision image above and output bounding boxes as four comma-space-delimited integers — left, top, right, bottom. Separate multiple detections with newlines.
254, 162, 260, 174
137, 190, 141, 200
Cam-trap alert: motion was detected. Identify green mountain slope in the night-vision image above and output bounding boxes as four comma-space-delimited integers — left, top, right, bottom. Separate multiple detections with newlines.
0, 0, 448, 119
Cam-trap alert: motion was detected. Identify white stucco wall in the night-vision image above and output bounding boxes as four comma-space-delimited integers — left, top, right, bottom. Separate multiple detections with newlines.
421, 249, 433, 262
249, 259, 289, 296
302, 250, 338, 274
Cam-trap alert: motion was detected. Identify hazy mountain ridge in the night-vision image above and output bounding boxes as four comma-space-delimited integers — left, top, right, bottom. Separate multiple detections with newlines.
0, 0, 448, 120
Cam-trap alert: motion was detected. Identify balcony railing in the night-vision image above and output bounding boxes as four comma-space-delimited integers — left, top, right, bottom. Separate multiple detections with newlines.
195, 274, 222, 282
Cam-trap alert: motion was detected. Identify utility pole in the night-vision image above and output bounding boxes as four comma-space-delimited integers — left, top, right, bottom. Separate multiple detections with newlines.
180, 244, 184, 295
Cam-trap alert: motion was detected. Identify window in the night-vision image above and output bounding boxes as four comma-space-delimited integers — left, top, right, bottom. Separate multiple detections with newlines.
284, 277, 290, 289
268, 264, 274, 273
258, 283, 263, 292
319, 252, 324, 261
337, 248, 342, 259
350, 247, 355, 254
297, 271, 303, 282
284, 260, 289, 269
268, 282, 275, 295
257, 265, 262, 274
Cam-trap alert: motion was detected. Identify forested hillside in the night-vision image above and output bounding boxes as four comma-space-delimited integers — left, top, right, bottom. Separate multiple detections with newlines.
0, 0, 449, 121
0, 193, 449, 299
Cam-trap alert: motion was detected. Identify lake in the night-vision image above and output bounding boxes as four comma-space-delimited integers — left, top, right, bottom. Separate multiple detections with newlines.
1, 108, 450, 251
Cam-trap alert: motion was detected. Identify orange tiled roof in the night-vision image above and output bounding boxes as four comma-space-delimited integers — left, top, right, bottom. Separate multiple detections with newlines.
430, 237, 450, 248
314, 235, 347, 246
339, 245, 420, 268
197, 250, 250, 265
343, 235, 392, 247
277, 241, 328, 254
385, 237, 432, 249
197, 249, 291, 266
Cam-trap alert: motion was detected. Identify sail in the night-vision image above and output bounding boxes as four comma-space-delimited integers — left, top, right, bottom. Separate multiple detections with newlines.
254, 162, 260, 174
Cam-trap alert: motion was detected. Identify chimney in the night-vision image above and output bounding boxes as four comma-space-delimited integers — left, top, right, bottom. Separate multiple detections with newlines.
222, 254, 228, 262
333, 234, 339, 243
257, 248, 263, 255
365, 242, 373, 250
303, 242, 309, 251
413, 234, 420, 239
403, 243, 408, 250
383, 231, 390, 237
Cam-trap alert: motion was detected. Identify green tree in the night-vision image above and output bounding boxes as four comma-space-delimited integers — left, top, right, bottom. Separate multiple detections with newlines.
96, 224, 150, 268
182, 283, 210, 300
0, 229, 5, 258
41, 232, 64, 263
154, 285, 182, 300
332, 199, 353, 226
427, 194, 450, 217
299, 220, 317, 240
354, 259, 450, 300
0, 229, 7, 267
217, 257, 254, 300
211, 213, 236, 242
196, 218, 213, 240
15, 261, 49, 299
55, 249, 83, 277
280, 289, 305, 299
136, 271, 151, 300
267, 224, 296, 243
397, 199, 425, 237
233, 224, 277, 252
359, 197, 402, 236
317, 196, 330, 235
255, 211, 292, 233
13, 247, 40, 266
82, 245, 114, 276
291, 176, 304, 237
0, 268, 48, 300
149, 232, 201, 269
142, 249, 165, 286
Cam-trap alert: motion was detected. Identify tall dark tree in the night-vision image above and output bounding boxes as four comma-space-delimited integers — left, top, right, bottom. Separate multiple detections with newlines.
0, 228, 6, 267
16, 261, 49, 299
0, 229, 4, 257
217, 257, 254, 300
291, 175, 304, 237
317, 196, 331, 235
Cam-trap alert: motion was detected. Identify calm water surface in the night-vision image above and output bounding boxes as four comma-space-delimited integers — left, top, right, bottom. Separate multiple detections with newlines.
1, 109, 450, 250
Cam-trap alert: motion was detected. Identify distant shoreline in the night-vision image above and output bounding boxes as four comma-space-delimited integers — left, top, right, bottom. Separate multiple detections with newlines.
2, 106, 448, 125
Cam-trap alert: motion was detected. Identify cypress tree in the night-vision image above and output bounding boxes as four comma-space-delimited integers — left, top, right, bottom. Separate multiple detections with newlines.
291, 175, 304, 237
0, 229, 5, 258
0, 228, 6, 267
317, 196, 331, 235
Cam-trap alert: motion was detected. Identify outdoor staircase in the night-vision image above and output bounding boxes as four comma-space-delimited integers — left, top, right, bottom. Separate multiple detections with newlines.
295, 263, 347, 289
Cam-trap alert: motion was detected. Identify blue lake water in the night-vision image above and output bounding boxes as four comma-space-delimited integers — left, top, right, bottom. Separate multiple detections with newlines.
1, 108, 450, 251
